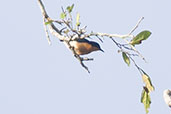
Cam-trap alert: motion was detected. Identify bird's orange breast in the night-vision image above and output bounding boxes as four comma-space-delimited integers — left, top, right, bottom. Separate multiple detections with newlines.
69, 41, 98, 55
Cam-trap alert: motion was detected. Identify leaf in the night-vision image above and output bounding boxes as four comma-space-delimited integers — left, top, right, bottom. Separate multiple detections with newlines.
141, 72, 154, 114
142, 74, 155, 92
60, 13, 66, 19
141, 87, 151, 114
67, 4, 74, 13
63, 29, 70, 34
130, 30, 151, 45
122, 52, 130, 66
45, 20, 53, 25
76, 13, 80, 26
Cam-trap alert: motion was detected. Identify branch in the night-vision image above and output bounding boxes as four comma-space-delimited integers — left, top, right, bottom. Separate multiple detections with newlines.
37, 2, 153, 113
43, 18, 51, 45
129, 17, 144, 35
38, 0, 92, 73
81, 32, 134, 39
38, 0, 67, 41
81, 23, 146, 61
38, 0, 147, 73
110, 38, 145, 76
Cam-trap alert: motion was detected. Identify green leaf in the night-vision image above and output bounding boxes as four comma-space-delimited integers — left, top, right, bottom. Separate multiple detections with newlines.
122, 52, 130, 66
67, 4, 74, 13
60, 13, 66, 19
76, 13, 80, 26
141, 87, 151, 114
130, 30, 151, 45
45, 20, 53, 25
63, 29, 70, 34
142, 73, 155, 92
141, 72, 154, 114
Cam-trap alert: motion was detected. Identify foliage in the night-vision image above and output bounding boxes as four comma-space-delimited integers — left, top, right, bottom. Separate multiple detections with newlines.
120, 30, 154, 114
142, 73, 155, 92
60, 12, 66, 19
45, 20, 53, 25
141, 72, 154, 113
66, 4, 74, 13
141, 87, 151, 114
76, 13, 80, 27
122, 52, 130, 66
131, 30, 151, 45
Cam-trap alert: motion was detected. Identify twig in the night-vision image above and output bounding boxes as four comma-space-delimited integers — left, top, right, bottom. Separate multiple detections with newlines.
86, 32, 146, 61
129, 17, 144, 35
81, 57, 94, 61
129, 56, 144, 75
43, 18, 51, 45
95, 35, 103, 43
123, 38, 146, 62
77, 55, 90, 73
111, 37, 145, 75
38, 0, 66, 41
54, 20, 63, 25
81, 32, 134, 39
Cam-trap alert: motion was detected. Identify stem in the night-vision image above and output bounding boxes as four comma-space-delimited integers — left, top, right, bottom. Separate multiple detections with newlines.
129, 17, 144, 35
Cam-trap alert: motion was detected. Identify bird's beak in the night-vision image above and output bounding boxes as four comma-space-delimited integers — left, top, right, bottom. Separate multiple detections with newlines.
100, 48, 104, 53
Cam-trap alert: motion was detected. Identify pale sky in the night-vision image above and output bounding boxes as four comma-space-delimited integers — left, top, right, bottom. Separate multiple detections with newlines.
0, 0, 171, 114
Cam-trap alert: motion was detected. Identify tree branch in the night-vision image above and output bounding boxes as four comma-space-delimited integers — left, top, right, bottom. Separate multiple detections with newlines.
129, 17, 144, 35
38, 0, 92, 73
38, 0, 147, 73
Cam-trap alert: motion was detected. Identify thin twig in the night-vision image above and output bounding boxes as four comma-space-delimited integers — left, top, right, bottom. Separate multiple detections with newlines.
43, 18, 51, 45
78, 56, 90, 73
95, 35, 103, 43
81, 32, 134, 39
74, 54, 91, 73
81, 57, 94, 61
38, 0, 66, 41
129, 56, 144, 75
111, 37, 145, 75
123, 39, 146, 62
54, 20, 63, 25
129, 17, 144, 35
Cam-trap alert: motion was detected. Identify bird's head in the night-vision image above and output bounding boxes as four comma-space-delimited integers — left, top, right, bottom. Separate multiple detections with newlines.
90, 41, 104, 52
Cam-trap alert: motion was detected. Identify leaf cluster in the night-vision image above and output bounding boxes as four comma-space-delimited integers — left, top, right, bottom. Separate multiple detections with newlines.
121, 31, 153, 114
122, 30, 151, 66
141, 72, 154, 114
130, 31, 151, 45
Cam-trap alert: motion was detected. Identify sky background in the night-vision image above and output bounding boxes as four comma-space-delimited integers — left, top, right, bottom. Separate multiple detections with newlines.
0, 0, 171, 114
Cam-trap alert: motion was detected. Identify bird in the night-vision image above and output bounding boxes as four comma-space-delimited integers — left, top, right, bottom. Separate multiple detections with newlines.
163, 89, 171, 108
69, 38, 104, 55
